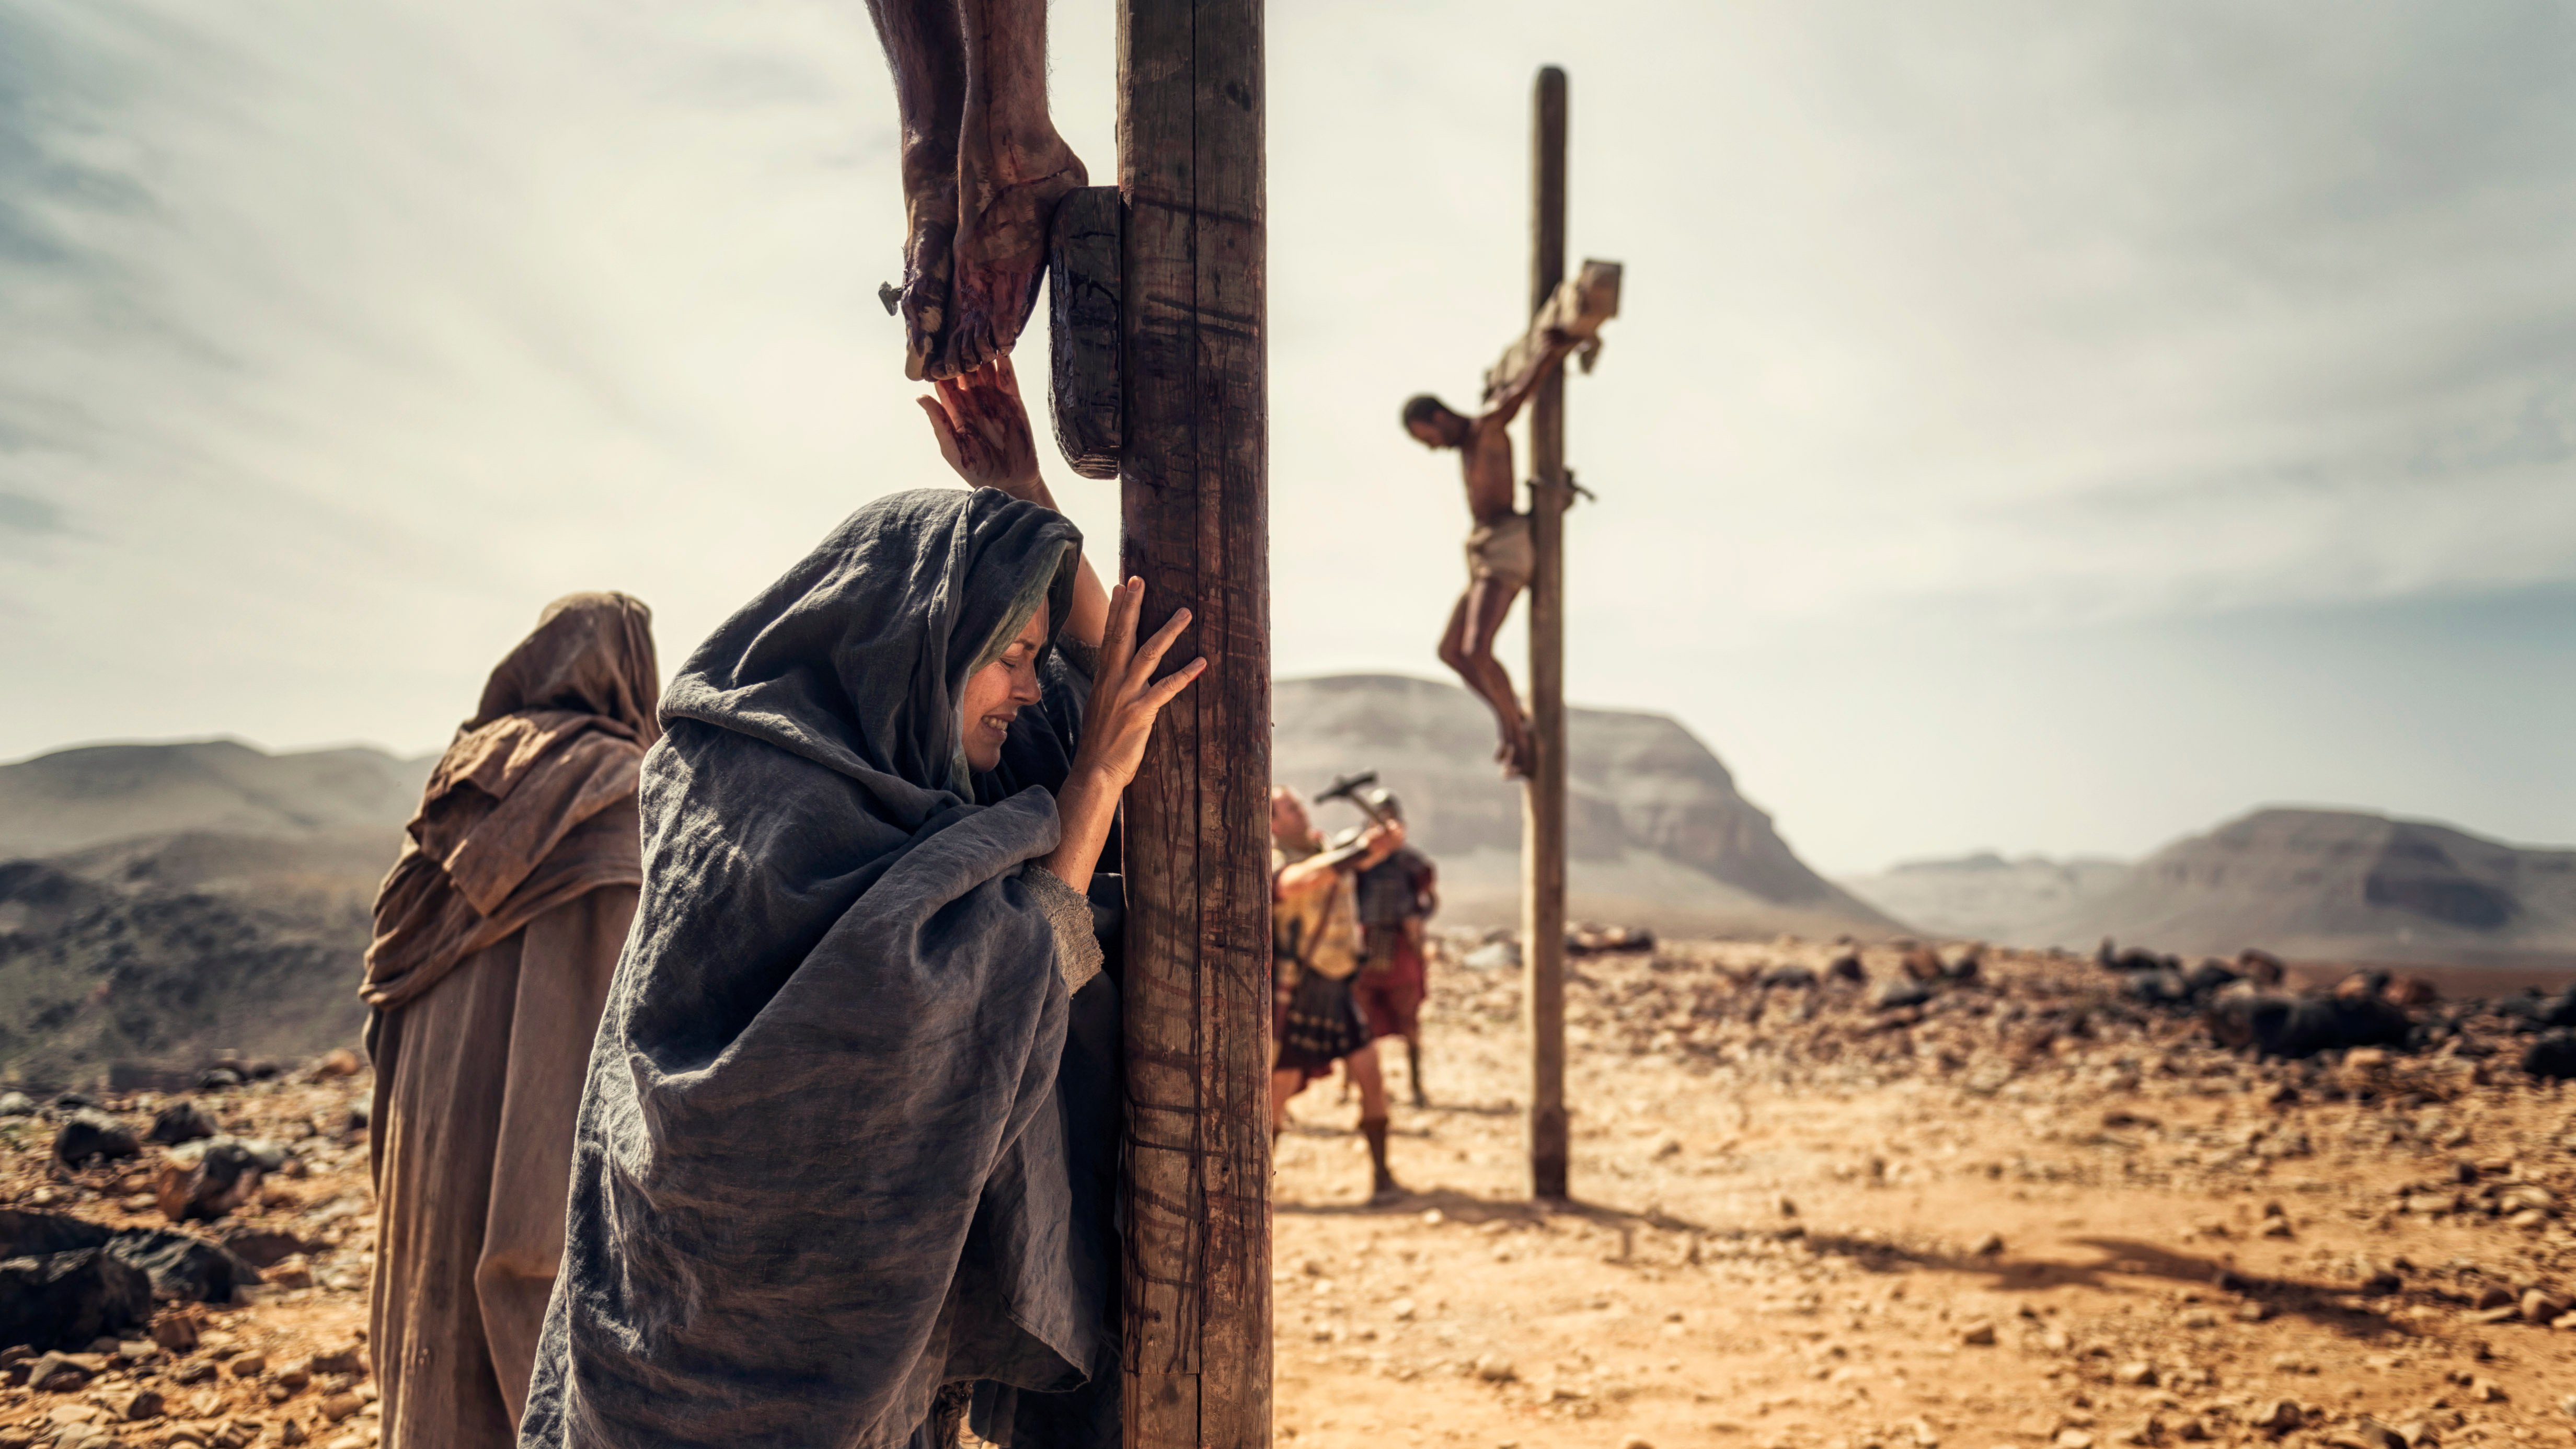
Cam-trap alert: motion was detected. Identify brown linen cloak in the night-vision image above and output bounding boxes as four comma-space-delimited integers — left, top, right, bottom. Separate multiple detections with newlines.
363, 592, 659, 1448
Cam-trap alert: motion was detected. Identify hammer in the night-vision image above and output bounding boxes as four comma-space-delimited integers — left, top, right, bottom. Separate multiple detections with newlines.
1301, 770, 1396, 870
1316, 770, 1395, 829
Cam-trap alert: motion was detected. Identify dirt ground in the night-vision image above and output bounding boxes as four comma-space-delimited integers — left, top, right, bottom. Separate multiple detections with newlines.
12, 938, 2576, 1448
1275, 937, 2576, 1449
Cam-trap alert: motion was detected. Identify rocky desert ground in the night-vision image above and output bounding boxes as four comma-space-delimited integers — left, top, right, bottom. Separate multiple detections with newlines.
8, 936, 2576, 1449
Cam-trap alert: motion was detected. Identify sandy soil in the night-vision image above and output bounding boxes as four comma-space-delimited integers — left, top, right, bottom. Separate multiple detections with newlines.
1274, 938, 2576, 1449
11, 938, 2576, 1449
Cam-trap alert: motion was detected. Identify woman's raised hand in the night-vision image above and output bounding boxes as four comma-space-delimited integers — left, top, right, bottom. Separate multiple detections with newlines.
1074, 578, 1208, 791
1044, 578, 1204, 894
918, 356, 1046, 501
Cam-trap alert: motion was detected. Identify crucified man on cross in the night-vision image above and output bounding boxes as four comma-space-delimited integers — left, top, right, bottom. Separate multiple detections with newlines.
865, 0, 1087, 382
1402, 355, 1571, 779
1401, 260, 1617, 778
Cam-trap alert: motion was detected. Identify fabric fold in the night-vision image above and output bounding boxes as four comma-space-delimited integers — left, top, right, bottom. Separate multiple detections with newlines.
522, 489, 1119, 1449
362, 592, 661, 1011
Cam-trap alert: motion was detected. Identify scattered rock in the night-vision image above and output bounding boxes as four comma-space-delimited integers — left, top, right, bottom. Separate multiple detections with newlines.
313, 1049, 361, 1078
0, 1250, 152, 1351
217, 1225, 314, 1270
2251, 1399, 2305, 1431
1959, 1320, 1997, 1346
2238, 948, 2286, 985
1566, 924, 1654, 956
149, 1308, 201, 1353
1873, 981, 1933, 1011
107, 1228, 261, 1303
156, 1136, 275, 1222
148, 1101, 216, 1146
50, 1111, 138, 1167
2523, 1033, 2576, 1081
305, 1341, 367, 1377
1970, 1232, 2004, 1257
0, 1093, 30, 1117
1470, 1354, 1515, 1383
96, 1387, 164, 1421
22, 1350, 95, 1392
2203, 993, 2411, 1060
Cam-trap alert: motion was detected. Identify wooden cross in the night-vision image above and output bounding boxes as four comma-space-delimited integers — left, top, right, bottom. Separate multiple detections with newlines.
1493, 68, 1618, 1202
1044, 3, 1269, 1445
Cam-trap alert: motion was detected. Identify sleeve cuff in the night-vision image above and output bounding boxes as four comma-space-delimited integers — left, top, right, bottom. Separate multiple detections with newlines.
1022, 863, 1105, 995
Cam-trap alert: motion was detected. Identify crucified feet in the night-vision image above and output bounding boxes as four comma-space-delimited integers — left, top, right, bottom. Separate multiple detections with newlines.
867, 0, 1087, 382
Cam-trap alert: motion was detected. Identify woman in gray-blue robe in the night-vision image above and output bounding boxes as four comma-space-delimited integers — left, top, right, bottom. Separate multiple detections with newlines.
519, 486, 1202, 1449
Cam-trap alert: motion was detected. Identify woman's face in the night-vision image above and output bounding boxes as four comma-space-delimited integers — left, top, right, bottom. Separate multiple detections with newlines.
959, 602, 1049, 773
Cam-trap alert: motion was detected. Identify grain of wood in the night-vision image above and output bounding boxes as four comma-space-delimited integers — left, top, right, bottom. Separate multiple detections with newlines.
1116, 1, 1271, 1445
1522, 64, 1571, 1204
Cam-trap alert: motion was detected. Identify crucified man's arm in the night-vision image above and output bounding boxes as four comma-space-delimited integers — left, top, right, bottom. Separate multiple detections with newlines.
1477, 259, 1623, 427
1478, 327, 1581, 429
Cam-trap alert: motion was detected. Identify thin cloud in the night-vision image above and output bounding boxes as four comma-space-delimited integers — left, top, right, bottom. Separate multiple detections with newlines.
1, 0, 2571, 872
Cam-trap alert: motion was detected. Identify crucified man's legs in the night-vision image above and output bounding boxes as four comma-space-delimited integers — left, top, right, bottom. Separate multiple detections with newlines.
866, 0, 1086, 381
1438, 577, 1532, 778
864, 0, 966, 382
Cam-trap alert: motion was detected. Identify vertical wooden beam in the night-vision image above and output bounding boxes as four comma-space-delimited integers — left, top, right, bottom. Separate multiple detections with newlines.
1522, 65, 1570, 1203
1115, 1, 1270, 1446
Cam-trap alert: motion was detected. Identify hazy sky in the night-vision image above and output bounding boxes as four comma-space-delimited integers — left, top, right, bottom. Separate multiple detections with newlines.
4, 1, 2572, 873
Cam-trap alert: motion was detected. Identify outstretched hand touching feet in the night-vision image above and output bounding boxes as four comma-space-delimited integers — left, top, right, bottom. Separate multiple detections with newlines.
917, 354, 1044, 498
919, 355, 1112, 649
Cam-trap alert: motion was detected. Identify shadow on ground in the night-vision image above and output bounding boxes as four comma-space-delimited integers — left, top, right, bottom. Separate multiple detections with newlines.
1785, 1228, 2414, 1341
1276, 1187, 1709, 1234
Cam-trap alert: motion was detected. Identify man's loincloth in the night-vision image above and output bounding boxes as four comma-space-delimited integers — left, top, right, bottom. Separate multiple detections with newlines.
1275, 970, 1370, 1076
1354, 926, 1426, 1042
1464, 513, 1534, 592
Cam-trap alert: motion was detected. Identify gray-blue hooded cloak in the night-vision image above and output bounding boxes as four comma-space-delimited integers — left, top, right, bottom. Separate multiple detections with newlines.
519, 488, 1120, 1448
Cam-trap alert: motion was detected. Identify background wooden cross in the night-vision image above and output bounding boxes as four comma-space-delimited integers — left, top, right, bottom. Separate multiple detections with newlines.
1513, 68, 1618, 1203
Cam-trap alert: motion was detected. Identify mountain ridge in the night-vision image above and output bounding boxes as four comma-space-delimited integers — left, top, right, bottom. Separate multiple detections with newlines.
1272, 674, 1897, 937
1840, 807, 2576, 969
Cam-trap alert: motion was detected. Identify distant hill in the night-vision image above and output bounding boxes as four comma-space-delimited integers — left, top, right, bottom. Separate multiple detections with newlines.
0, 830, 392, 1086
1839, 852, 2129, 943
0, 739, 430, 858
2025, 808, 2576, 968
1272, 675, 1896, 938
1844, 809, 2576, 970
0, 739, 429, 1087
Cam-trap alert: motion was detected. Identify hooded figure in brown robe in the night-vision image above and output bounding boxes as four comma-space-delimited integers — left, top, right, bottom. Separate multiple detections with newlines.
361, 591, 660, 1448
